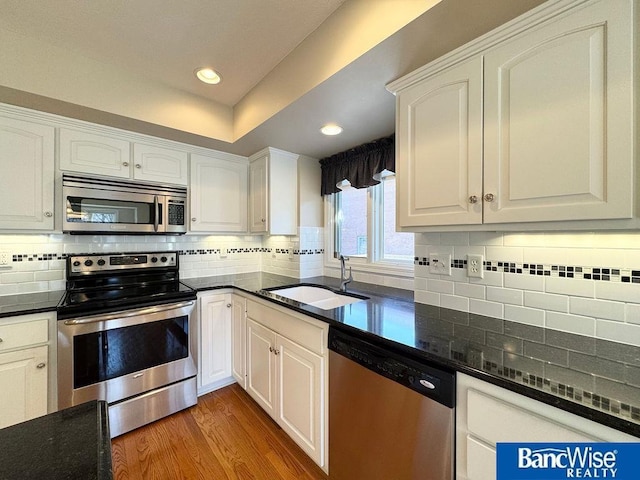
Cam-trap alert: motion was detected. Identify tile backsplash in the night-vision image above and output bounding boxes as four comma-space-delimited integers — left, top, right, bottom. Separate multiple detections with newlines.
0, 228, 327, 295
415, 232, 640, 348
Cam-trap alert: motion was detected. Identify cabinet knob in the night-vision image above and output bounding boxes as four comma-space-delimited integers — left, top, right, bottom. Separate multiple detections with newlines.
122, 161, 129, 167
261, 218, 266, 223
0, 337, 3, 343
468, 195, 478, 204
269, 346, 274, 353
135, 164, 142, 169
483, 193, 495, 203
36, 362, 46, 369
44, 211, 53, 217
191, 218, 196, 222
226, 303, 231, 308
274, 349, 280, 355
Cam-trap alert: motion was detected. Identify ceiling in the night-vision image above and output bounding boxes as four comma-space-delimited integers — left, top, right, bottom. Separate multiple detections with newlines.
0, 0, 545, 160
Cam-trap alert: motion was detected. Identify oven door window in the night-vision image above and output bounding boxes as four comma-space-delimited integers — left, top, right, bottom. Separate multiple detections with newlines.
66, 196, 162, 226
73, 316, 189, 388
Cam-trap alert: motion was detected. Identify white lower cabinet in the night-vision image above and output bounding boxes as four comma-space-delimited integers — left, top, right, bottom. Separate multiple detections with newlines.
198, 292, 235, 395
245, 299, 327, 471
231, 295, 247, 389
456, 373, 638, 479
0, 313, 51, 428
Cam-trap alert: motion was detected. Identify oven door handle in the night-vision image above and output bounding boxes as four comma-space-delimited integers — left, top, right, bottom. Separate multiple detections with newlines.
153, 195, 160, 232
62, 301, 195, 325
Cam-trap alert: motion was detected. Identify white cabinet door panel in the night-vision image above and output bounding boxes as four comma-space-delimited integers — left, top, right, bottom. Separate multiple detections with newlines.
190, 154, 248, 232
231, 296, 246, 388
199, 294, 232, 389
133, 143, 188, 185
59, 128, 131, 178
396, 56, 483, 227
0, 345, 48, 429
483, 0, 633, 223
276, 335, 323, 466
249, 155, 268, 233
0, 117, 54, 230
246, 318, 276, 417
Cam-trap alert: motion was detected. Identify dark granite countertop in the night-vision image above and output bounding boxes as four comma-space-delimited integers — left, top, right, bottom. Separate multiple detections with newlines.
0, 400, 112, 479
0, 290, 64, 318
184, 272, 640, 438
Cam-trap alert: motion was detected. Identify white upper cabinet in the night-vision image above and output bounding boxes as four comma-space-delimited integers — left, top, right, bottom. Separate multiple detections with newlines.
132, 143, 188, 186
190, 153, 248, 233
0, 116, 55, 230
59, 128, 131, 179
249, 147, 298, 235
390, 0, 636, 230
396, 56, 483, 227
483, 0, 633, 224
59, 128, 188, 186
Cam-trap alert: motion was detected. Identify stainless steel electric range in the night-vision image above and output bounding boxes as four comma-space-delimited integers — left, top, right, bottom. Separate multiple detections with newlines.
57, 251, 197, 438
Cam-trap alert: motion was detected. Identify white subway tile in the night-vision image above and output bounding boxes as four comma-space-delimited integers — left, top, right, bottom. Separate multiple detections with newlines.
569, 297, 625, 322
1, 272, 35, 284
469, 270, 503, 287
487, 287, 523, 306
440, 232, 469, 246
426, 279, 454, 294
625, 304, 640, 325
469, 299, 504, 318
414, 233, 441, 246
453, 246, 485, 259
34, 270, 64, 281
415, 290, 439, 306
486, 246, 524, 263
469, 232, 503, 246
455, 283, 485, 300
414, 277, 427, 291
49, 280, 66, 291
595, 281, 640, 303
503, 233, 546, 247
596, 320, 640, 347
546, 311, 595, 336
524, 291, 568, 313
592, 232, 640, 249
504, 272, 544, 292
504, 305, 544, 326
545, 277, 594, 298
440, 294, 469, 312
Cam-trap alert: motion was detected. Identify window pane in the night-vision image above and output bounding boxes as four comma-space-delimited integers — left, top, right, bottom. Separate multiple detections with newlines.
382, 177, 413, 261
336, 187, 368, 257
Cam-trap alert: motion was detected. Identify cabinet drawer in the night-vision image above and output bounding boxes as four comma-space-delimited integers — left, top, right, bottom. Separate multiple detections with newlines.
466, 435, 496, 480
467, 388, 597, 445
0, 319, 48, 352
246, 300, 325, 355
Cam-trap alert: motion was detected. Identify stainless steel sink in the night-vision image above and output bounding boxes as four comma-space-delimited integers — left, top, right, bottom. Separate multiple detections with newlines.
267, 285, 367, 310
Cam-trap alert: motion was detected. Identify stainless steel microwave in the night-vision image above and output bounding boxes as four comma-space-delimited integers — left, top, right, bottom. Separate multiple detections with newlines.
62, 174, 187, 234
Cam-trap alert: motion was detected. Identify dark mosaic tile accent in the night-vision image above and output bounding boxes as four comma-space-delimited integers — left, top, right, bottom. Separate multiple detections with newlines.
12, 253, 66, 262
419, 257, 640, 283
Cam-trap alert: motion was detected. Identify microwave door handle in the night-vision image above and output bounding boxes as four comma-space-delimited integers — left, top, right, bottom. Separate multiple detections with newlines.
153, 195, 159, 232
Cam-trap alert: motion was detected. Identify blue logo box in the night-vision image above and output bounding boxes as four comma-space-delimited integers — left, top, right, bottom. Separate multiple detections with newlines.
497, 443, 640, 479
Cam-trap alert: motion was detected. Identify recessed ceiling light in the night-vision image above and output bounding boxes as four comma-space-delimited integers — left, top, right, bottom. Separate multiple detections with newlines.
320, 124, 343, 136
195, 67, 222, 85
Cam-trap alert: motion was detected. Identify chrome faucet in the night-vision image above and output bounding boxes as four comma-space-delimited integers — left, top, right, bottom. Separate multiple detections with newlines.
339, 255, 353, 292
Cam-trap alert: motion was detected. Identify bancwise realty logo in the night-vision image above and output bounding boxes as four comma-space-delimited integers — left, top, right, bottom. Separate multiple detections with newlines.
497, 443, 640, 479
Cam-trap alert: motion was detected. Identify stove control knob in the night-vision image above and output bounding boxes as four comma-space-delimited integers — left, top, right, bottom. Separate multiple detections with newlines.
73, 261, 81, 267
84, 260, 93, 267
160, 256, 168, 263
151, 257, 158, 263
97, 259, 106, 266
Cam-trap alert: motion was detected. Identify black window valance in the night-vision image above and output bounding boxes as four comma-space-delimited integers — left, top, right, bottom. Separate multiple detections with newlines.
319, 134, 395, 195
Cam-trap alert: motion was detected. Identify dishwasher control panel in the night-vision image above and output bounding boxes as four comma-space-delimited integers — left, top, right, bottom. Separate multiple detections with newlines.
329, 328, 455, 408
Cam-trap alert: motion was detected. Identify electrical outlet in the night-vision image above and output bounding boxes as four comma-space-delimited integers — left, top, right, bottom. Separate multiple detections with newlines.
429, 253, 451, 275
220, 248, 228, 259
0, 251, 10, 266
288, 249, 294, 260
467, 254, 484, 278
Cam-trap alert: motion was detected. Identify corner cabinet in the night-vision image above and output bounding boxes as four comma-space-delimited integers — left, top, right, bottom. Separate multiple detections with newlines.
0, 116, 55, 230
0, 313, 52, 429
390, 0, 637, 230
190, 153, 248, 233
249, 147, 298, 235
245, 299, 328, 471
456, 373, 638, 479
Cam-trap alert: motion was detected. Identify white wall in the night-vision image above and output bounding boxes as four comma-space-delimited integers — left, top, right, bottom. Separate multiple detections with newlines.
415, 231, 640, 347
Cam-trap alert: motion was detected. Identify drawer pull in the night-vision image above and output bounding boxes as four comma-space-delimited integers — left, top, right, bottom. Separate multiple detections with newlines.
0, 338, 3, 343
36, 362, 46, 369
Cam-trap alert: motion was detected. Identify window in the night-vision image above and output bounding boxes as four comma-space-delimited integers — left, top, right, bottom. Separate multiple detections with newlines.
331, 175, 413, 269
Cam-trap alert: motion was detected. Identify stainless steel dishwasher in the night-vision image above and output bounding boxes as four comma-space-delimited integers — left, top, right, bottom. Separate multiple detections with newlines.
329, 328, 455, 480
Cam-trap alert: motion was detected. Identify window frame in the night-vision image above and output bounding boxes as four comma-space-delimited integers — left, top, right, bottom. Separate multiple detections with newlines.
324, 177, 414, 277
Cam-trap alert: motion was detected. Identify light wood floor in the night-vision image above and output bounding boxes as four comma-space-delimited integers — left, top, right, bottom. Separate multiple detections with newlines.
111, 383, 329, 480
